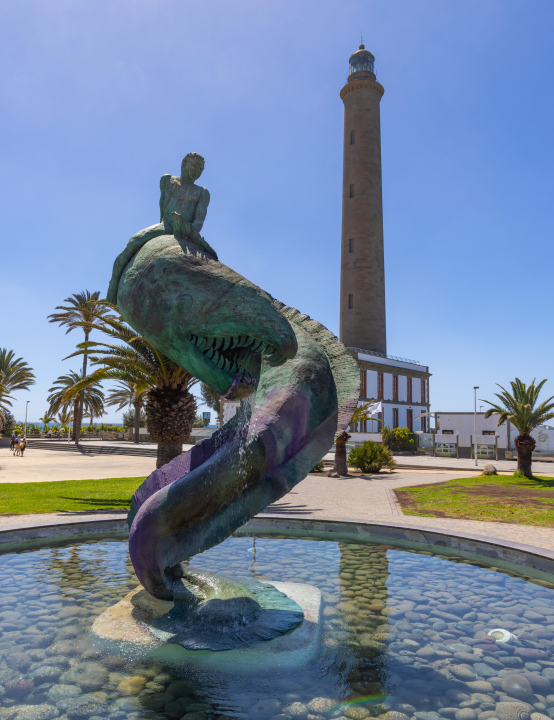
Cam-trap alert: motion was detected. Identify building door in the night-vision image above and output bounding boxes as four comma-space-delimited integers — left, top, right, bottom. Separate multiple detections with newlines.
406, 409, 413, 431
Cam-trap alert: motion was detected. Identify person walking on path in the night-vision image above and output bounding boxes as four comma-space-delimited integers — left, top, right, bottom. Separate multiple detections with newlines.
19, 436, 27, 456
10, 434, 16, 452
13, 435, 20, 455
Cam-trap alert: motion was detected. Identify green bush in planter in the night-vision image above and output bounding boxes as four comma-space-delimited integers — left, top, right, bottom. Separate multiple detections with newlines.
310, 459, 325, 473
348, 441, 395, 473
381, 426, 416, 452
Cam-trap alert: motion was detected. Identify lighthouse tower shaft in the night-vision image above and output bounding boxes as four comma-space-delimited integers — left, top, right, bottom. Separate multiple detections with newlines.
339, 46, 386, 355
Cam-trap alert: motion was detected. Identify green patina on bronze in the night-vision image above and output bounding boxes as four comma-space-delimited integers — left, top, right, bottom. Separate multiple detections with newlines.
108, 154, 360, 651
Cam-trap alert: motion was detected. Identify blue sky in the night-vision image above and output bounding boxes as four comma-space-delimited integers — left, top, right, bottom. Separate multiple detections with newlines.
1, 0, 554, 423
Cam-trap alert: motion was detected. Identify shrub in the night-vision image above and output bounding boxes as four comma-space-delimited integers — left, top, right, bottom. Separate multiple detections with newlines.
193, 414, 210, 428
381, 426, 416, 452
311, 459, 325, 473
348, 441, 395, 474
122, 409, 147, 429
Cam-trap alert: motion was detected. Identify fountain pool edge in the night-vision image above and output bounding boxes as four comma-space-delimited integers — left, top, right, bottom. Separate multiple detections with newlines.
1, 513, 554, 584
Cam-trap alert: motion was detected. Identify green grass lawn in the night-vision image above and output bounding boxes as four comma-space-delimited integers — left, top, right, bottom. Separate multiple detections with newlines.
0, 477, 146, 515
395, 473, 554, 526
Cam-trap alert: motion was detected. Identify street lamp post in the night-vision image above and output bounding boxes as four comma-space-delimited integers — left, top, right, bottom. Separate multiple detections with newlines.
24, 401, 30, 437
474, 387, 479, 467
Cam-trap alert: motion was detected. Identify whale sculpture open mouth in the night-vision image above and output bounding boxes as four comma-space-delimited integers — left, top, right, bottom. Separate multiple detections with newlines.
186, 333, 288, 395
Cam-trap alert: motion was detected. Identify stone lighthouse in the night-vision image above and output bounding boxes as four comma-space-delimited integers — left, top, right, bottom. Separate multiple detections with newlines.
338, 44, 431, 436
339, 44, 386, 355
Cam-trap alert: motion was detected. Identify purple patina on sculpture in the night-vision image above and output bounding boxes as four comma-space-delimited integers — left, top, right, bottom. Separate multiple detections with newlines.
108, 154, 360, 648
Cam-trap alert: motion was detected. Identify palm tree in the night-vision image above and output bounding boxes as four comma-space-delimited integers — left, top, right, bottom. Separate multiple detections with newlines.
47, 371, 104, 439
483, 378, 554, 478
106, 381, 148, 445
47, 291, 116, 443
56, 408, 73, 441
39, 410, 57, 432
0, 349, 35, 399
68, 313, 197, 467
334, 403, 376, 476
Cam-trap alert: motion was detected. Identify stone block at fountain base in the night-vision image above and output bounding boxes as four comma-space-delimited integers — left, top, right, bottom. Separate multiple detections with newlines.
92, 581, 321, 672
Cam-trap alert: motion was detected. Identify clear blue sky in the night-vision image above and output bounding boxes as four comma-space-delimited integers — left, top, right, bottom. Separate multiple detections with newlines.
2, 0, 554, 423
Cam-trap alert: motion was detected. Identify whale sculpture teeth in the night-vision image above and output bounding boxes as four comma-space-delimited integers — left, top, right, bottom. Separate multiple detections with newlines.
223, 338, 231, 351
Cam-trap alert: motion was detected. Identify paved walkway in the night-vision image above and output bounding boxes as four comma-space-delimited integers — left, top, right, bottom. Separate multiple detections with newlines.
3, 467, 554, 554
392, 454, 554, 474
0, 446, 187, 483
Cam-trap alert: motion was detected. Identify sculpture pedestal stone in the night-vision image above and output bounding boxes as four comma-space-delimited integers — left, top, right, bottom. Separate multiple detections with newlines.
92, 581, 322, 672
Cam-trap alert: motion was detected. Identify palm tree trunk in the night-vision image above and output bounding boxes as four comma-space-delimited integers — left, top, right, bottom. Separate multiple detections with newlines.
72, 397, 79, 441
146, 385, 196, 468
514, 433, 535, 478
334, 431, 350, 476
74, 333, 89, 446
134, 401, 141, 445
157, 439, 184, 467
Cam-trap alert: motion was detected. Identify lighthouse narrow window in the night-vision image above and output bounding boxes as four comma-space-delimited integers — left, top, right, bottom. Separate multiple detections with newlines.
350, 130, 355, 145
349, 238, 354, 253
348, 294, 353, 309
349, 184, 355, 198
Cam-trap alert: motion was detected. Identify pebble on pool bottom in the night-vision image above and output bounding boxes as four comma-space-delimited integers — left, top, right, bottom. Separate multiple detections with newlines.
1, 535, 554, 720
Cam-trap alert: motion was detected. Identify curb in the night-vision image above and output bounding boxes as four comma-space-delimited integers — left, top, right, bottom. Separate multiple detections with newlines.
2, 513, 554, 583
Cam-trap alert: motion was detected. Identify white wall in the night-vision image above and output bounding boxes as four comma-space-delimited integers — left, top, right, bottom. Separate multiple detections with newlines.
436, 413, 554, 451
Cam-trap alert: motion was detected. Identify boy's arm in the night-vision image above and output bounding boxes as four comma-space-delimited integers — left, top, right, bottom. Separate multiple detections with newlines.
159, 174, 171, 223
192, 187, 210, 233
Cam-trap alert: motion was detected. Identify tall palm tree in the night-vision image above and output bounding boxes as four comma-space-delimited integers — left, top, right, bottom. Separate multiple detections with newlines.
0, 349, 35, 400
68, 313, 197, 467
47, 371, 104, 438
0, 374, 8, 433
483, 378, 554, 478
106, 381, 148, 445
47, 291, 116, 443
334, 403, 376, 476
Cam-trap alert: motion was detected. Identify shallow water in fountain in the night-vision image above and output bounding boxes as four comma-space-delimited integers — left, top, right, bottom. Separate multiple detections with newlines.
1, 534, 554, 720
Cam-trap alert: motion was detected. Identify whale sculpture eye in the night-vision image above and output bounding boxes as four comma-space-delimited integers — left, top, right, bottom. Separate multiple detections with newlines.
176, 294, 193, 315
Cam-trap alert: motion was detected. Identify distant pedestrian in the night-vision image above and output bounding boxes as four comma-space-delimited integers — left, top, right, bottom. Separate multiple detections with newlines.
13, 436, 20, 456
10, 434, 16, 452
19, 437, 27, 456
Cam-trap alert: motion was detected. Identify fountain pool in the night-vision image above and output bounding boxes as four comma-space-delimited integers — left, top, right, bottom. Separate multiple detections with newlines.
1, 530, 554, 720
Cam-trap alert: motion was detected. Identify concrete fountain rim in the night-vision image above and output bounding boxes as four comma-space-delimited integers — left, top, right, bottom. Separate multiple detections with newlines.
1, 513, 554, 583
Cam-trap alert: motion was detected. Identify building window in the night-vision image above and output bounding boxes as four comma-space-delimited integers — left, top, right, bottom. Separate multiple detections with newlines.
407, 377, 412, 403
393, 408, 399, 429
360, 370, 366, 397
348, 294, 353, 309
350, 184, 355, 198
406, 409, 413, 431
393, 375, 398, 401
443, 429, 454, 435
421, 415, 427, 432
378, 373, 383, 398
483, 430, 495, 436
349, 238, 354, 253
361, 420, 367, 432
421, 379, 426, 404
350, 130, 355, 145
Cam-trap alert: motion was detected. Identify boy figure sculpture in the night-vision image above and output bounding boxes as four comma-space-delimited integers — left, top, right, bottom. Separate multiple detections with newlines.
108, 153, 215, 305
160, 152, 210, 242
